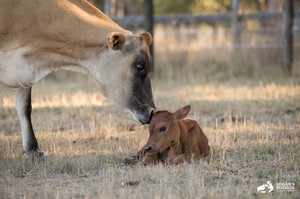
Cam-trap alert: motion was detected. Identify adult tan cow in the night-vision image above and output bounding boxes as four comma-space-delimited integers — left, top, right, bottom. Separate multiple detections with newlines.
0, 0, 155, 159
137, 105, 210, 165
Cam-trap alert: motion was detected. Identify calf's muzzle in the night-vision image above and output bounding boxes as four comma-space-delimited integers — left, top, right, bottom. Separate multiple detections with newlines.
144, 146, 152, 153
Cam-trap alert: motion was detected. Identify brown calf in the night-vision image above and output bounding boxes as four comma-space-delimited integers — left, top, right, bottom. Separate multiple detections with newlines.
137, 105, 210, 165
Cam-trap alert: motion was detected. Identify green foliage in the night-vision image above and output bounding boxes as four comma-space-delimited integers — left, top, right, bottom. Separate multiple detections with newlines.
154, 0, 194, 14
91, 0, 104, 10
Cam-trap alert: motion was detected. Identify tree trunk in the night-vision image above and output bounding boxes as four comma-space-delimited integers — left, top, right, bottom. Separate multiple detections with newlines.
282, 0, 294, 75
144, 0, 154, 70
104, 0, 111, 16
231, 0, 239, 48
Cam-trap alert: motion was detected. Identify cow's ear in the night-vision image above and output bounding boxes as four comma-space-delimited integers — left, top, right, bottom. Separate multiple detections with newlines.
107, 32, 126, 51
174, 105, 191, 120
140, 32, 152, 46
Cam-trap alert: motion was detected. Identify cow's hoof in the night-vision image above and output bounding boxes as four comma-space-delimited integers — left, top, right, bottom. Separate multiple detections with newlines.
24, 149, 47, 162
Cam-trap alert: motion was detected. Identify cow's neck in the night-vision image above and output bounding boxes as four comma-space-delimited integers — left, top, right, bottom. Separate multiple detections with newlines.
170, 142, 181, 156
15, 0, 126, 74
30, 1, 125, 67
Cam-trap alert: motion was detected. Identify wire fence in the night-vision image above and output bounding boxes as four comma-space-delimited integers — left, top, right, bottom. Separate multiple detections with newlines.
154, 27, 300, 51
113, 11, 300, 50
131, 11, 300, 78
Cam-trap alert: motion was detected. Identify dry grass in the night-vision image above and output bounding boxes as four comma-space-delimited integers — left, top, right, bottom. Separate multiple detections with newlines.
0, 70, 299, 198
0, 25, 300, 198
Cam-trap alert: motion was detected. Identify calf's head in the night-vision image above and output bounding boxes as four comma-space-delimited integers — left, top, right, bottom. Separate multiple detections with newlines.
89, 32, 155, 124
144, 105, 191, 154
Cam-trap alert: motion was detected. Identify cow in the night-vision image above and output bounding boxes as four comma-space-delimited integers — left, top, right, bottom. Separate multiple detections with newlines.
0, 0, 155, 160
136, 105, 210, 165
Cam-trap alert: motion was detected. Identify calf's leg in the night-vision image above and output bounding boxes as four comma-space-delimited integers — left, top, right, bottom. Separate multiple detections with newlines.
172, 154, 185, 165
142, 153, 158, 165
15, 87, 45, 160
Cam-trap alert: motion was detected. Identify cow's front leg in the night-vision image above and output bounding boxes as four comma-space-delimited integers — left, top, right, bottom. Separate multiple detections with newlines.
15, 87, 45, 161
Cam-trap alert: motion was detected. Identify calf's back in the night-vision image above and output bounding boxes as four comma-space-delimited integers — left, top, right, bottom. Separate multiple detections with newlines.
181, 119, 210, 158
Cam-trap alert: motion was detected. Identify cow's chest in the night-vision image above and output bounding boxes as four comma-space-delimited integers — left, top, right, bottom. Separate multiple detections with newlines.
0, 45, 52, 89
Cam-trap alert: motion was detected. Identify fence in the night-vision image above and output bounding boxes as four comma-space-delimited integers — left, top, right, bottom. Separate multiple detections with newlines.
112, 11, 300, 49
112, 11, 300, 78
113, 11, 300, 28
151, 15, 300, 50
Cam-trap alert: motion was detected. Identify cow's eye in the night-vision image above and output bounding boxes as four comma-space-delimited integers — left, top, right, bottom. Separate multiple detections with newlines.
159, 126, 167, 132
134, 61, 146, 72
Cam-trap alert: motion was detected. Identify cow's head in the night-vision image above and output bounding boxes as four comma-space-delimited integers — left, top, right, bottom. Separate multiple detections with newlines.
143, 105, 191, 154
89, 32, 155, 124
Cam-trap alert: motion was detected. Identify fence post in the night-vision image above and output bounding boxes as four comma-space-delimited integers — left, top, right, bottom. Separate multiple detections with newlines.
231, 0, 239, 48
144, 0, 154, 71
282, 0, 294, 75
104, 0, 111, 16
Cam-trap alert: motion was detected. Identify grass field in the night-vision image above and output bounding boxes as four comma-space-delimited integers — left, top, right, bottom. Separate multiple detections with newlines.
0, 25, 300, 198
0, 69, 299, 198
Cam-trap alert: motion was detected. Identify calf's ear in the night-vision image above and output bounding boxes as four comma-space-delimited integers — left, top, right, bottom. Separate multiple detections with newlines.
174, 105, 191, 120
107, 32, 126, 51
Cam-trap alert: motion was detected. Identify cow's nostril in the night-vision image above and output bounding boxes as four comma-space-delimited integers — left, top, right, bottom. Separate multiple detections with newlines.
144, 146, 152, 153
149, 109, 155, 121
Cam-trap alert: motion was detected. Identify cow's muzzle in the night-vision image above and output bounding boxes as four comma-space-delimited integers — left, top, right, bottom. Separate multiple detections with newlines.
132, 107, 155, 124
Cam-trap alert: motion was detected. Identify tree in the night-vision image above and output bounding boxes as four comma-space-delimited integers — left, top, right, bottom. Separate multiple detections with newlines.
144, 0, 154, 70
231, 0, 240, 48
282, 0, 294, 75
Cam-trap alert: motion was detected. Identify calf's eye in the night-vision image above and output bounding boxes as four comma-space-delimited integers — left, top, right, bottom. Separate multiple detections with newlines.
159, 126, 167, 132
